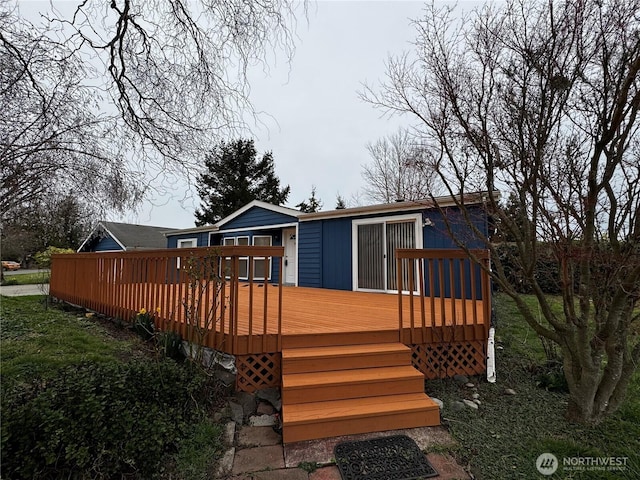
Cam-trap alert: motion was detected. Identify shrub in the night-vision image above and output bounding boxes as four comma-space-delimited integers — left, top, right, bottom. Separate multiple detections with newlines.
495, 243, 565, 295
33, 246, 75, 269
1, 360, 212, 479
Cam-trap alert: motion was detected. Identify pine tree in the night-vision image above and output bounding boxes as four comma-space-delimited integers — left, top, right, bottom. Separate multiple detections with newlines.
335, 195, 347, 209
194, 139, 290, 225
296, 186, 323, 213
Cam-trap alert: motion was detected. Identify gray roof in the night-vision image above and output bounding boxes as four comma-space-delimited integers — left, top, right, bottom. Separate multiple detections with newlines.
79, 221, 173, 251
102, 221, 171, 249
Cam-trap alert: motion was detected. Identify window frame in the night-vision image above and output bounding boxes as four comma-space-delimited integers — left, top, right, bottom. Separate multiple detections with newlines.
176, 238, 198, 269
252, 235, 272, 281
221, 236, 250, 280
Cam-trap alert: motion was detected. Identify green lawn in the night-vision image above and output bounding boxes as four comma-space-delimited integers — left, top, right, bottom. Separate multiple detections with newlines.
426, 293, 640, 479
0, 295, 132, 384
1, 270, 50, 286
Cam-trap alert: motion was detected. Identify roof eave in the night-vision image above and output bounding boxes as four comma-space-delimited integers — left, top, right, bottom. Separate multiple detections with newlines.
298, 191, 497, 221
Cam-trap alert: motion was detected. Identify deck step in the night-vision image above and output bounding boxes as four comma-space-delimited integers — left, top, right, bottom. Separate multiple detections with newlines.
282, 365, 424, 403
281, 341, 440, 443
282, 343, 411, 374
282, 393, 440, 443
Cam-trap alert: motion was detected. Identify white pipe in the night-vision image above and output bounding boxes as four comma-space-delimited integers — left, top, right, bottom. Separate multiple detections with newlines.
486, 326, 496, 383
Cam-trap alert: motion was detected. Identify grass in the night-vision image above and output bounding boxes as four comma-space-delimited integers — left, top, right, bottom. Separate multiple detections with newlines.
0, 296, 133, 384
1, 270, 50, 286
426, 293, 640, 479
174, 419, 225, 480
0, 295, 225, 478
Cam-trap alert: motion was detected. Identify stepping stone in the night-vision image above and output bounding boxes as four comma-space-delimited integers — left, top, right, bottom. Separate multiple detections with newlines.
238, 426, 282, 447
253, 469, 309, 480
232, 445, 285, 475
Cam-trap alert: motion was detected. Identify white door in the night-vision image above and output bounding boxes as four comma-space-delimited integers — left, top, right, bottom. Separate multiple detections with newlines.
283, 228, 297, 285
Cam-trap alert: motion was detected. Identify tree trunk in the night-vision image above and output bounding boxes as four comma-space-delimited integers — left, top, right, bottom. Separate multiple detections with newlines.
562, 346, 636, 424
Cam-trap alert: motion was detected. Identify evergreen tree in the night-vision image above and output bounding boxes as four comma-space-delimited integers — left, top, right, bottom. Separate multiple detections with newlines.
296, 186, 323, 213
335, 195, 347, 209
194, 139, 290, 225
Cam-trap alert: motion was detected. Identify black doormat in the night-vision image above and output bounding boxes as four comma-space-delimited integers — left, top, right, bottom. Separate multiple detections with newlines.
334, 435, 438, 480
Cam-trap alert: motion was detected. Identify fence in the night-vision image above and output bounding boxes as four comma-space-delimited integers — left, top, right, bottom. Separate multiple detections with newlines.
395, 249, 491, 344
50, 246, 284, 355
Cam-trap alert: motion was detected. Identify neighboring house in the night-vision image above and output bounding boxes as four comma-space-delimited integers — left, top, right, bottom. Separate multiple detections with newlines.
78, 221, 173, 252
165, 195, 489, 292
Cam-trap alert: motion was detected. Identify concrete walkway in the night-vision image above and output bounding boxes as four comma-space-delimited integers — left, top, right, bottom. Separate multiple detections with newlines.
0, 283, 49, 296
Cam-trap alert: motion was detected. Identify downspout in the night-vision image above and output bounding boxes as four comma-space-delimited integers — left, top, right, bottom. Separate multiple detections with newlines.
487, 325, 496, 383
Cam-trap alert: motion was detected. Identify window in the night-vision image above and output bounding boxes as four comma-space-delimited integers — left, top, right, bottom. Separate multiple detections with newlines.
221, 236, 249, 279
178, 238, 197, 248
219, 235, 271, 280
252, 236, 272, 280
177, 238, 197, 268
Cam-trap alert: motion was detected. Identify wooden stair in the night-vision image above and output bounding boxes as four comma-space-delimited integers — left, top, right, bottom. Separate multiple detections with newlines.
281, 341, 440, 443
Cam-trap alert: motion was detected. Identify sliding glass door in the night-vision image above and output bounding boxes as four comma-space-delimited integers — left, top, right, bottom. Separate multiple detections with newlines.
354, 216, 419, 292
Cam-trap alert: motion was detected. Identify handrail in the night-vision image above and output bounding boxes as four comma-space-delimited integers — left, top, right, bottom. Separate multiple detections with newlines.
395, 249, 491, 344
50, 246, 285, 355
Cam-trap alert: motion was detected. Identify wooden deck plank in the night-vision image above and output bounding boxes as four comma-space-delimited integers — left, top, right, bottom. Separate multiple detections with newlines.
283, 366, 424, 388
233, 285, 487, 335
283, 393, 438, 423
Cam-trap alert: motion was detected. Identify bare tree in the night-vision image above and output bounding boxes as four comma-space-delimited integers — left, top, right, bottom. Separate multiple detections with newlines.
362, 128, 441, 203
0, 3, 142, 219
1, 0, 302, 221
363, 0, 640, 423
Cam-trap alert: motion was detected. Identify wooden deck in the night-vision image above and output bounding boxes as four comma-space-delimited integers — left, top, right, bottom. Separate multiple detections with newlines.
49, 247, 491, 443
230, 284, 487, 350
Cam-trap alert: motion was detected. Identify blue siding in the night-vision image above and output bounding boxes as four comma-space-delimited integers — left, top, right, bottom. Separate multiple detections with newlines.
299, 205, 488, 295
166, 232, 211, 248
422, 206, 487, 249
421, 206, 488, 298
320, 218, 352, 290
298, 222, 322, 287
93, 235, 123, 252
221, 206, 297, 230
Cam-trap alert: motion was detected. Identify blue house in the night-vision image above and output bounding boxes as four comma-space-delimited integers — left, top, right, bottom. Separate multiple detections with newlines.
165, 195, 489, 293
79, 221, 174, 252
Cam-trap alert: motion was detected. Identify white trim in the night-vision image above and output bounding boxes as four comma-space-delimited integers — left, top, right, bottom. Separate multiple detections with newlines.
177, 238, 198, 269
252, 235, 272, 281
235, 235, 250, 246
214, 200, 300, 228
217, 222, 298, 234
351, 213, 422, 292
77, 222, 127, 252
177, 238, 198, 248
252, 235, 273, 246
97, 224, 128, 251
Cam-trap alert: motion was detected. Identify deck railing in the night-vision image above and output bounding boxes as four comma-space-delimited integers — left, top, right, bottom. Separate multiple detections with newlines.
395, 249, 491, 343
50, 246, 284, 355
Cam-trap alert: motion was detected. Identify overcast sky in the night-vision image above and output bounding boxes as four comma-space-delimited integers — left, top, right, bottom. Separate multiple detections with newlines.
22, 0, 475, 230
124, 0, 439, 229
